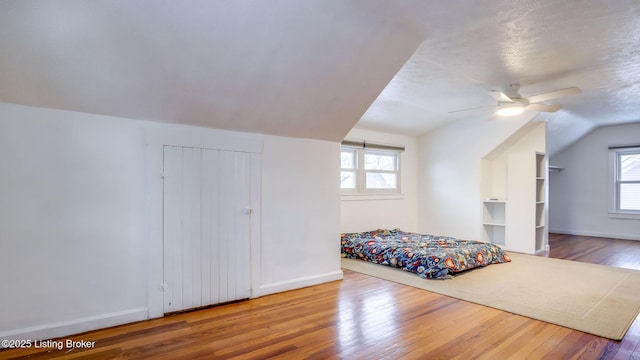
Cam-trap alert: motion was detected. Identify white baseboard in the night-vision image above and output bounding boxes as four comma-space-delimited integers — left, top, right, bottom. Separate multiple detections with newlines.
0, 307, 148, 342
549, 228, 640, 241
258, 270, 344, 297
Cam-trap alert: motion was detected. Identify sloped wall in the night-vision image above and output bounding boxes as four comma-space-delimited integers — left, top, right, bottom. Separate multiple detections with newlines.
417, 114, 537, 240
481, 121, 547, 200
0, 1, 423, 143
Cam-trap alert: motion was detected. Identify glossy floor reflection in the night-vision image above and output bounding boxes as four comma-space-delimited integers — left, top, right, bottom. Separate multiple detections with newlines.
0, 234, 638, 359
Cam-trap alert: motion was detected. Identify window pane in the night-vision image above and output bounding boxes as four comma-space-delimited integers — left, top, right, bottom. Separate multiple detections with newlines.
341, 150, 355, 169
341, 171, 356, 189
620, 154, 640, 181
366, 173, 397, 189
364, 153, 396, 171
620, 183, 640, 210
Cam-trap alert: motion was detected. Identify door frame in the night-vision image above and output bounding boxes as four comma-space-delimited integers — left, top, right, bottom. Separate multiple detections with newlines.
144, 126, 263, 319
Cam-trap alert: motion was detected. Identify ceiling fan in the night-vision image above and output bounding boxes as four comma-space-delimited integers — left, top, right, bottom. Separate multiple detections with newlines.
449, 83, 581, 116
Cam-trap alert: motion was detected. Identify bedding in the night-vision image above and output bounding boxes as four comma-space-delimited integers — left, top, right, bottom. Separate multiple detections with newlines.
341, 229, 511, 280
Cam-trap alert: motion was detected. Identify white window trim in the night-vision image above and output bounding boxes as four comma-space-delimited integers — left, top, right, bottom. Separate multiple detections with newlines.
340, 193, 405, 201
340, 144, 402, 198
608, 146, 640, 220
340, 147, 358, 194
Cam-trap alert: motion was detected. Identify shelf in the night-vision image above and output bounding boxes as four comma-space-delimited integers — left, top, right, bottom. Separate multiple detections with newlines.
482, 201, 506, 244
536, 153, 545, 178
535, 153, 547, 253
535, 226, 545, 251
484, 225, 505, 245
483, 201, 506, 225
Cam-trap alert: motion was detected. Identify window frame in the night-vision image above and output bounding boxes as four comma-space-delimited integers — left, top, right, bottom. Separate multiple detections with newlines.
340, 147, 358, 193
609, 146, 640, 219
340, 145, 401, 195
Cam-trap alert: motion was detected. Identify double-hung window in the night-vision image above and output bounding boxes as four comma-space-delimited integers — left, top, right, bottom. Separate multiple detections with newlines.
340, 147, 358, 190
340, 141, 402, 194
610, 145, 640, 216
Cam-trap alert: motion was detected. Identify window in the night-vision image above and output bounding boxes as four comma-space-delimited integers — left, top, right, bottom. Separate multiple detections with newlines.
610, 146, 640, 216
364, 151, 398, 190
340, 148, 357, 190
340, 141, 402, 194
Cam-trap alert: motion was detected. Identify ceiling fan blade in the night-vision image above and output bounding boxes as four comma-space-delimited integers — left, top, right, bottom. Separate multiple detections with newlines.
488, 91, 513, 102
525, 103, 562, 112
448, 104, 499, 114
525, 86, 581, 104
487, 113, 500, 121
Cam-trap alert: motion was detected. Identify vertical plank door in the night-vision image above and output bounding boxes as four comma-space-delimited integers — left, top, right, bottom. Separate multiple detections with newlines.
163, 146, 251, 313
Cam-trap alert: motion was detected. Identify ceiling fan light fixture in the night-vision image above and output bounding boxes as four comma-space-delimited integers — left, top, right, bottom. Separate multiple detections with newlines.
449, 85, 579, 116
496, 106, 524, 116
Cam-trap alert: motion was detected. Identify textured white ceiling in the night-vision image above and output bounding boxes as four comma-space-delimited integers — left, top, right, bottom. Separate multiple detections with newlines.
362, 0, 640, 154
0, 0, 639, 154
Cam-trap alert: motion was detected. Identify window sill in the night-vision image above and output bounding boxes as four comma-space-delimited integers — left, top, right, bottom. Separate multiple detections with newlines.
608, 212, 640, 220
341, 193, 405, 201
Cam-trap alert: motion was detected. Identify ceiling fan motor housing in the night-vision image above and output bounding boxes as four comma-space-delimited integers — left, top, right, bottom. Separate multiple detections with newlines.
505, 98, 529, 106
503, 83, 522, 99
449, 84, 579, 114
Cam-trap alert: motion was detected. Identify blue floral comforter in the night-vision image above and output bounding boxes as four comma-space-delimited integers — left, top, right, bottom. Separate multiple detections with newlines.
341, 229, 511, 279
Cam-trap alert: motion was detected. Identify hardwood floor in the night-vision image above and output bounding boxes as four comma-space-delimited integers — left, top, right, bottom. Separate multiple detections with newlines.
544, 233, 640, 271
1, 234, 639, 359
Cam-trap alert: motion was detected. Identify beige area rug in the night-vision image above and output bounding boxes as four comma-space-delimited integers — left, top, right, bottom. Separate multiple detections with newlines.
342, 253, 640, 340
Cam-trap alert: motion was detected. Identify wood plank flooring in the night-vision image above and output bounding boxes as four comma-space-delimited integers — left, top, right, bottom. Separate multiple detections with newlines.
1, 233, 639, 359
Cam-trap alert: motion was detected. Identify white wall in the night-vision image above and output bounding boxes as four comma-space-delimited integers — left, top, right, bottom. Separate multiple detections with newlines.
482, 122, 546, 199
260, 136, 342, 295
0, 103, 149, 339
549, 122, 640, 240
0, 102, 342, 340
417, 113, 536, 240
340, 127, 418, 233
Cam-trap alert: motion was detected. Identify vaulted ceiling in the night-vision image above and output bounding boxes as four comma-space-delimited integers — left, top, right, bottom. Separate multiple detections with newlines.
0, 1, 421, 141
1, 1, 639, 155
360, 0, 640, 154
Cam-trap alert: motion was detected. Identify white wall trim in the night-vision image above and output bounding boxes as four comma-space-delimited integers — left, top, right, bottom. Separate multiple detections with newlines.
146, 143, 165, 319
341, 193, 405, 201
250, 153, 263, 299
258, 271, 344, 297
608, 212, 640, 220
0, 308, 148, 342
549, 228, 640, 241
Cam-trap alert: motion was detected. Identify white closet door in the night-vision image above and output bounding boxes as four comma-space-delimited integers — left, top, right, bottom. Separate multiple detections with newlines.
163, 146, 251, 313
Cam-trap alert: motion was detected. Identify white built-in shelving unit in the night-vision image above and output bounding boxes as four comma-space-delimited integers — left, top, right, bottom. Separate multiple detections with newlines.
481, 150, 549, 254
482, 200, 506, 245
480, 122, 548, 254
504, 151, 549, 254
535, 152, 548, 252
